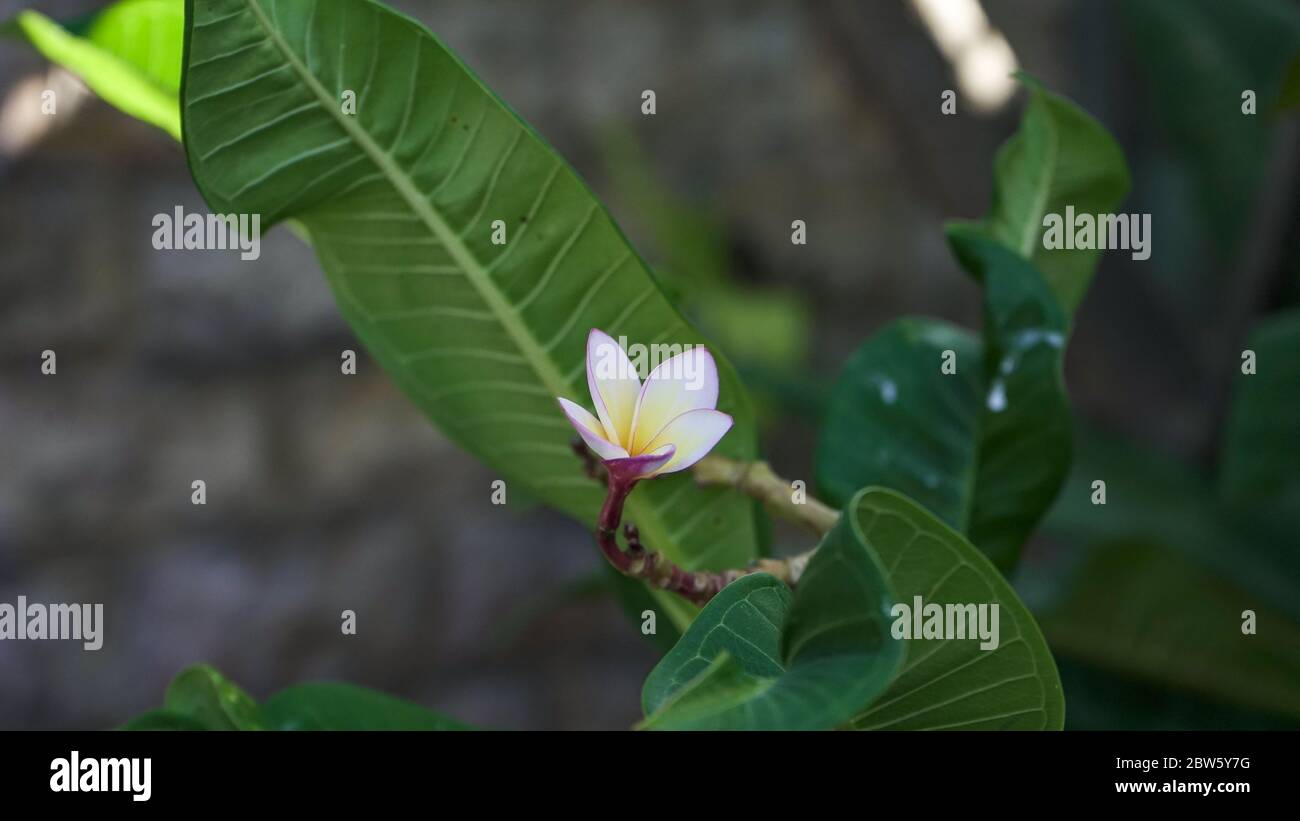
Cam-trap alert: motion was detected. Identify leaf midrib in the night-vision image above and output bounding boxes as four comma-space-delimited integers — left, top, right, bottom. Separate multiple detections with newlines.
1017, 94, 1058, 258
240, 0, 572, 399
235, 0, 684, 570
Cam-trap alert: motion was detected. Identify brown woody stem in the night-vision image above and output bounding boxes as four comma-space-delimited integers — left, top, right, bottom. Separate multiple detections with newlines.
578, 439, 840, 604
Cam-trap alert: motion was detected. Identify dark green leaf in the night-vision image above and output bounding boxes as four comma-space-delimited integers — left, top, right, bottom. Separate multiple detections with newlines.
263, 683, 472, 730
1121, 0, 1300, 257
1220, 309, 1300, 516
1038, 541, 1300, 721
851, 489, 1064, 730
180, 0, 763, 589
818, 232, 1071, 569
816, 318, 981, 532
118, 708, 211, 731
641, 492, 903, 730
124, 664, 471, 730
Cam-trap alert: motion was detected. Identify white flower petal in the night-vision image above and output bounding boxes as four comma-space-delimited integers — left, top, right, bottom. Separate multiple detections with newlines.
643, 409, 733, 476
629, 346, 719, 453
558, 397, 628, 461
586, 329, 640, 448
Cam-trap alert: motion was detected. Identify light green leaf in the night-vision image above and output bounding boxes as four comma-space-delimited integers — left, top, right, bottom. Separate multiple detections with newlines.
641, 492, 903, 730
818, 231, 1071, 570
14, 0, 183, 139
1220, 309, 1300, 516
1039, 541, 1300, 721
851, 489, 1064, 730
180, 0, 762, 577
160, 663, 266, 730
954, 73, 1130, 315
263, 683, 472, 730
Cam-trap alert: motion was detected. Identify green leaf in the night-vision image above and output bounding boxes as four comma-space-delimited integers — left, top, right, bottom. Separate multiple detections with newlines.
641, 573, 791, 718
1046, 427, 1300, 626
954, 73, 1129, 315
1120, 0, 1300, 257
124, 664, 471, 730
119, 708, 211, 731
851, 489, 1064, 730
14, 0, 183, 139
161, 664, 266, 730
818, 231, 1071, 570
179, 0, 762, 578
816, 318, 982, 531
641, 493, 904, 730
263, 683, 472, 730
1038, 540, 1300, 721
1220, 309, 1300, 516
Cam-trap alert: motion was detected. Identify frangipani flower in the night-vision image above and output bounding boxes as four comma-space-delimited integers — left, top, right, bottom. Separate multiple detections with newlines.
559, 330, 733, 481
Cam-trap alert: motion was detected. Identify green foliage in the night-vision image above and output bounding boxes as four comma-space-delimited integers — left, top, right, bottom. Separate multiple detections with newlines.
642, 489, 1062, 730
1121, 0, 1300, 259
122, 664, 469, 730
1220, 310, 1300, 516
641, 490, 903, 730
1039, 541, 1300, 721
13, 0, 183, 139
819, 232, 1071, 570
818, 77, 1126, 570
179, 0, 764, 580
849, 490, 1063, 730
956, 73, 1130, 314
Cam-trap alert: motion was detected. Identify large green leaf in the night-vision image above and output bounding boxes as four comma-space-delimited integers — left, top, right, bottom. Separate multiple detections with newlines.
1038, 541, 1300, 721
641, 493, 903, 730
954, 73, 1130, 314
818, 231, 1071, 570
642, 488, 1063, 730
1219, 309, 1300, 516
14, 0, 183, 139
851, 489, 1064, 730
179, 0, 762, 575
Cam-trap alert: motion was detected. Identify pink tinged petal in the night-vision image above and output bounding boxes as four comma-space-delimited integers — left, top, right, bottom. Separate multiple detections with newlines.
558, 397, 627, 461
643, 409, 733, 476
629, 346, 720, 453
605, 444, 676, 482
586, 329, 640, 448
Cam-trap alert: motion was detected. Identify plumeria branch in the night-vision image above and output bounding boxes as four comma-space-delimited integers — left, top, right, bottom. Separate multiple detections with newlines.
574, 438, 837, 601
692, 454, 839, 536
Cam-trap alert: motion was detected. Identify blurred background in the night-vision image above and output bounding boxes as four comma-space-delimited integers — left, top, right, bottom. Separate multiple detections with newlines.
1, 0, 1298, 729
